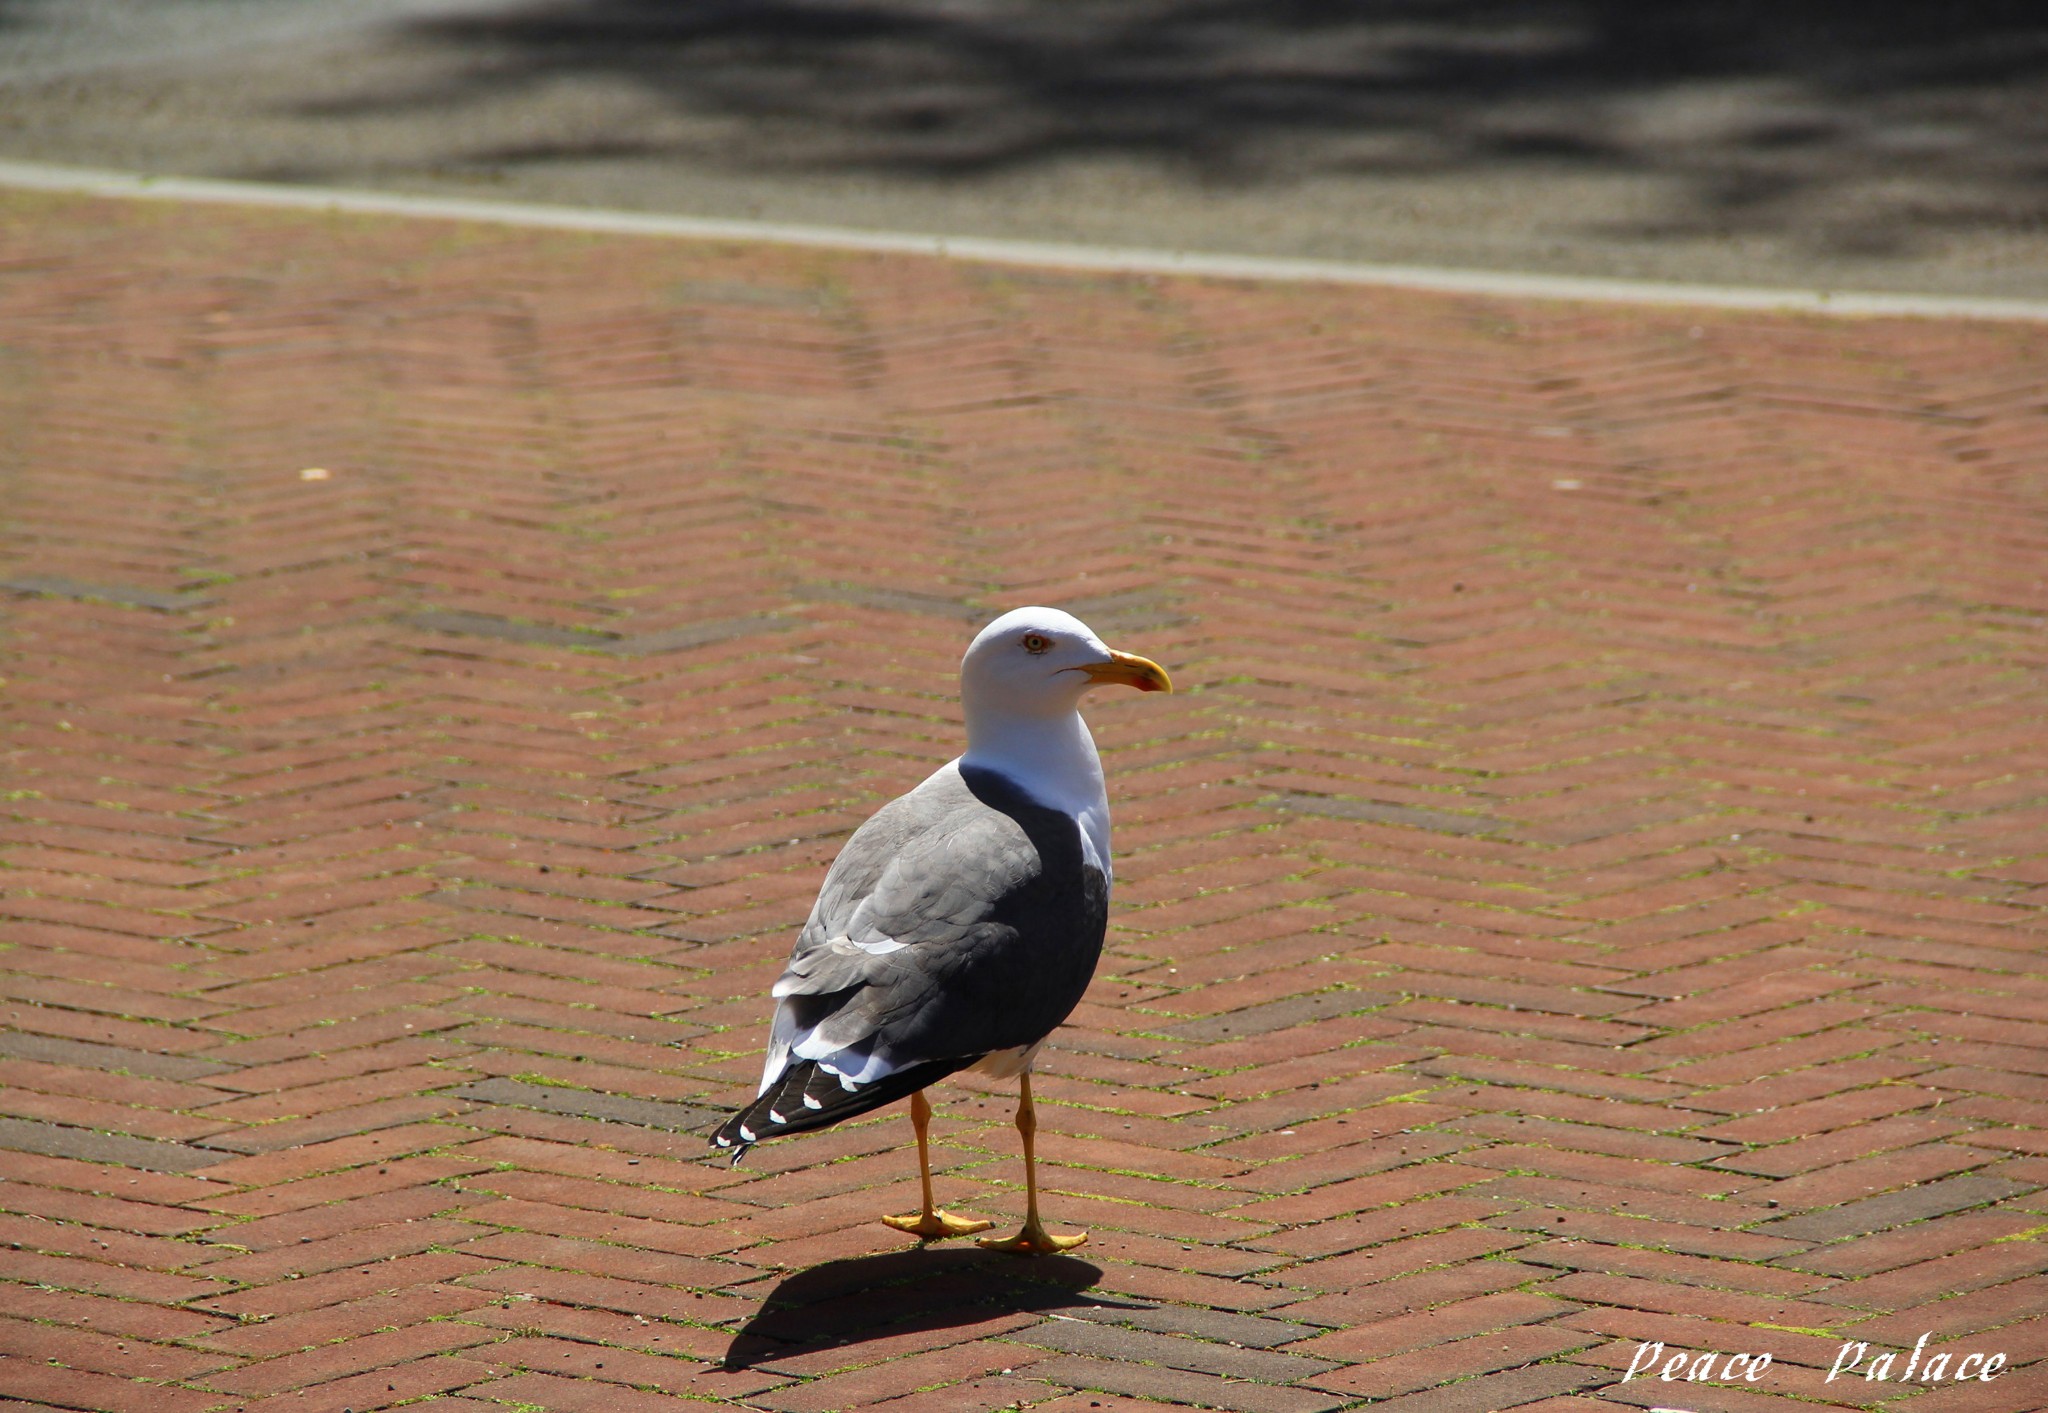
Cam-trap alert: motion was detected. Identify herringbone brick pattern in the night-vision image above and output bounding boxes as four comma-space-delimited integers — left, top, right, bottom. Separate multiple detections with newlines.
1, 189, 2044, 1413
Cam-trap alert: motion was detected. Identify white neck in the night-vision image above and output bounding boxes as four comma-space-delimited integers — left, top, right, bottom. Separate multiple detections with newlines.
959, 705, 1112, 876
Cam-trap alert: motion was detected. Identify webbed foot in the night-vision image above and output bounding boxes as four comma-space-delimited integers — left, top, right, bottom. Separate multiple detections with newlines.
977, 1221, 1086, 1256
883, 1208, 994, 1240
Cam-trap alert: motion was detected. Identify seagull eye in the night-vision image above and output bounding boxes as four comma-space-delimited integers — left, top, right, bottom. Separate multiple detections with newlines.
1020, 633, 1053, 655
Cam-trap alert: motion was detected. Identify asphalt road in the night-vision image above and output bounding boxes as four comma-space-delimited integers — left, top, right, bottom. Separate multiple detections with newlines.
3, 0, 2045, 298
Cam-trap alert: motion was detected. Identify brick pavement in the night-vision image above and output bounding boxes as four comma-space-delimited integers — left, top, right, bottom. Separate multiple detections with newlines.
0, 189, 2044, 1413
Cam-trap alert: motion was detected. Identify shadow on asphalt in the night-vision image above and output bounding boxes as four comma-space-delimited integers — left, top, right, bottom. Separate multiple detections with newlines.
722, 1246, 1125, 1370
366, 0, 2048, 256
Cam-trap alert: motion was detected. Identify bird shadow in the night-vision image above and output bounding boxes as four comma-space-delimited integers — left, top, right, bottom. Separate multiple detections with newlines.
722, 1245, 1136, 1371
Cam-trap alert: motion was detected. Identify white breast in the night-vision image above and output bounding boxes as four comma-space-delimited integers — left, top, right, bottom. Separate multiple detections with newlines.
954, 708, 1112, 883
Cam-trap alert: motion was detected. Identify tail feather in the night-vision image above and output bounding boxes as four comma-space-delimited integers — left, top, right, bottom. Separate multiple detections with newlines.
709, 1055, 970, 1161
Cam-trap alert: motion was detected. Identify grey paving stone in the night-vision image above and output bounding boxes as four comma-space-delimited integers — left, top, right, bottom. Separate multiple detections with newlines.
0, 1030, 239, 1080
1028, 1352, 1349, 1413
1263, 792, 1514, 838
0, 1115, 230, 1172
1151, 990, 1398, 1043
451, 1077, 724, 1132
1757, 1175, 2036, 1243
1009, 1317, 1340, 1381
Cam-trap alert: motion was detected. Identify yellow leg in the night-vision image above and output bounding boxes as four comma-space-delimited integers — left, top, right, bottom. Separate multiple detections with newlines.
882, 1089, 991, 1239
979, 1072, 1086, 1256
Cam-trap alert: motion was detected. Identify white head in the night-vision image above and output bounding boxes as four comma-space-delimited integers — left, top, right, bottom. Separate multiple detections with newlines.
959, 606, 1171, 731
958, 607, 1170, 864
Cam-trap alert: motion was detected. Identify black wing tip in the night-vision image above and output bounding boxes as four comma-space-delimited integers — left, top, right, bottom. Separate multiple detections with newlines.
707, 1057, 972, 1159
707, 1109, 757, 1165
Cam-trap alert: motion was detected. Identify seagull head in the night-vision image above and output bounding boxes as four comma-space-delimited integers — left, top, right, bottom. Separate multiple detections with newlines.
961, 607, 1171, 722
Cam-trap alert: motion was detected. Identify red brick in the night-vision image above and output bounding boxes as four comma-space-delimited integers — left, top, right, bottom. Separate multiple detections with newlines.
0, 1314, 232, 1384
467, 1333, 791, 1399
0, 1359, 227, 1413
6, 188, 2046, 1413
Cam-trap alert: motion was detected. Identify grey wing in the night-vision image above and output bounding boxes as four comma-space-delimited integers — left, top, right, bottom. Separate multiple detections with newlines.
755, 765, 1108, 1096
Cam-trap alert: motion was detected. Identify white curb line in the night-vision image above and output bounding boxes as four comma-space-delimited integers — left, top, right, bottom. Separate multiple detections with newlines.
5, 159, 2046, 323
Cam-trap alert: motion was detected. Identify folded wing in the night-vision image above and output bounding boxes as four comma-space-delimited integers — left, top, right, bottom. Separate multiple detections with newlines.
710, 763, 1107, 1156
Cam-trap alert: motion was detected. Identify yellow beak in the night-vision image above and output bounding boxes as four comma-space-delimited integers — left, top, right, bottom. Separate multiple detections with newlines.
1079, 650, 1173, 693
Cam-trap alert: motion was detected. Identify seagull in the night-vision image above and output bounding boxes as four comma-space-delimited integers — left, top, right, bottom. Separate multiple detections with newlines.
710, 606, 1171, 1254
